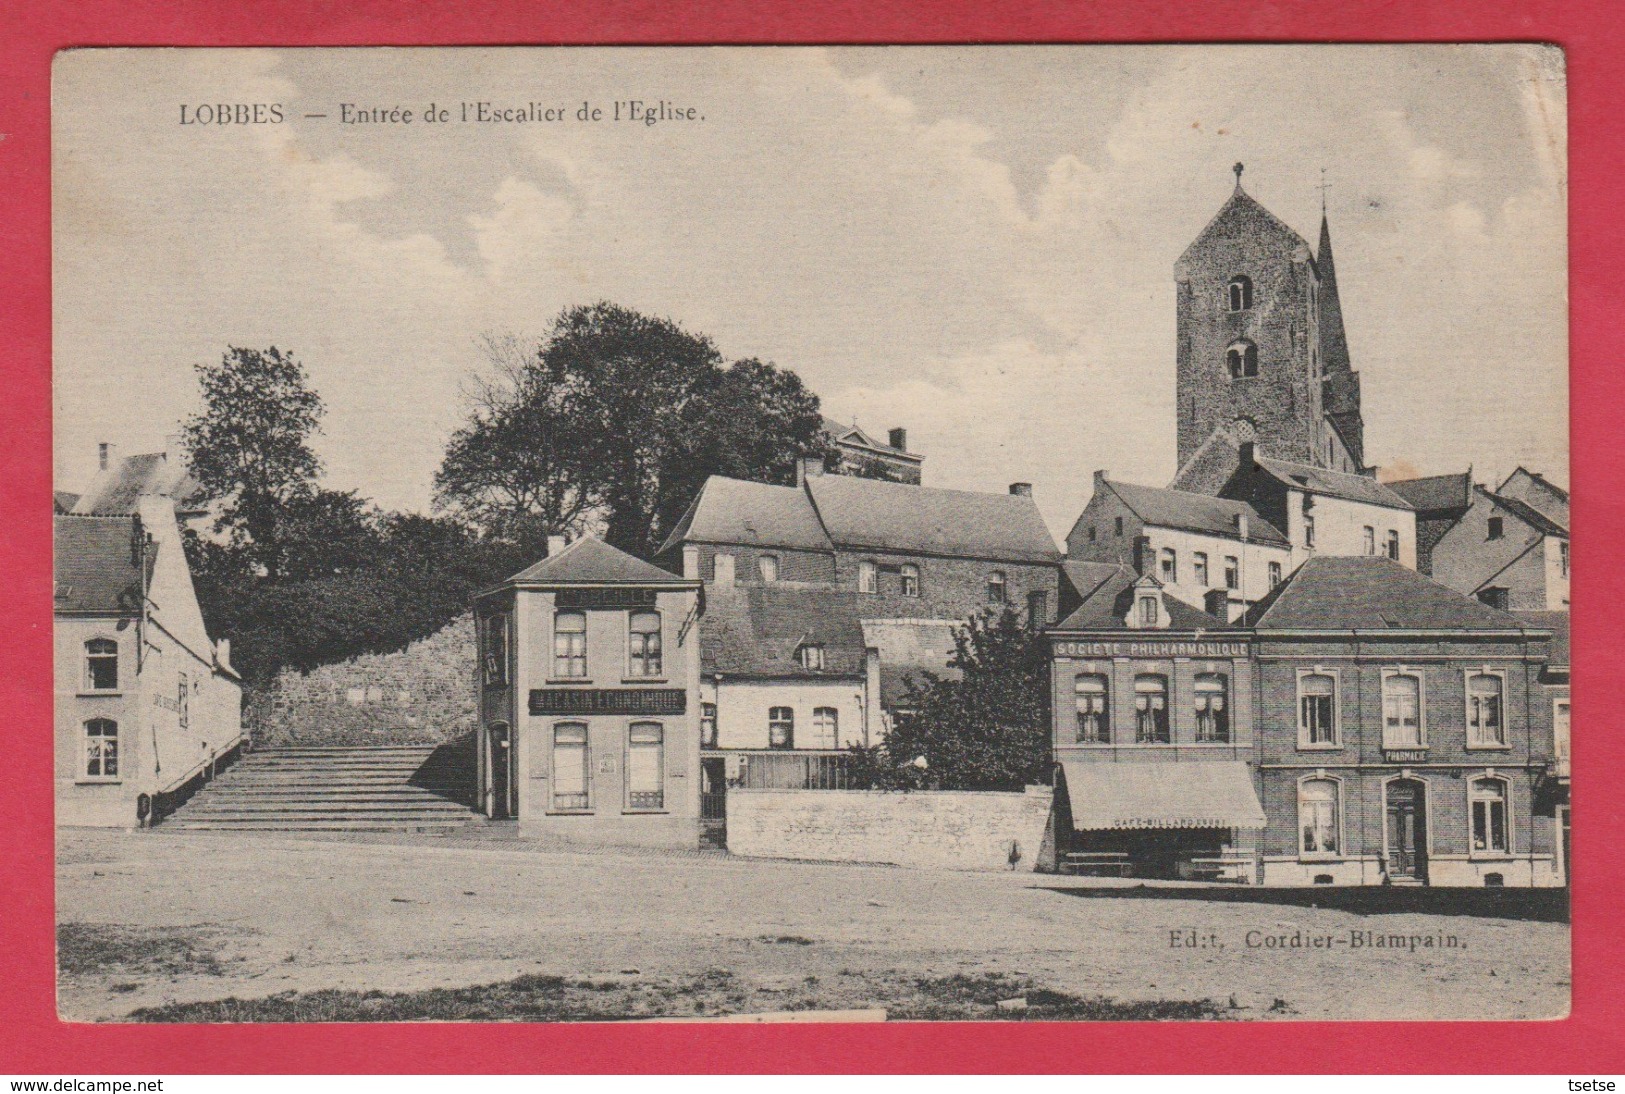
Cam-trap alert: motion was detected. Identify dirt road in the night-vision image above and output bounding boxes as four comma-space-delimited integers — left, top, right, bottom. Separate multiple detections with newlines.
56, 829, 1569, 1022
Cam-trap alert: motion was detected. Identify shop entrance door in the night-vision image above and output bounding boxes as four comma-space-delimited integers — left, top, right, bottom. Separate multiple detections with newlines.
1385, 780, 1427, 883
488, 724, 512, 820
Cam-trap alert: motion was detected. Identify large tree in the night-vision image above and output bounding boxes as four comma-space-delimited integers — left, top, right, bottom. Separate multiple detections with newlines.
181, 345, 324, 579
435, 304, 833, 559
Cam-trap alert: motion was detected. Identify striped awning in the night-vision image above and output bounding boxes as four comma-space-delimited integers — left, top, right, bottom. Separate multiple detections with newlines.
1059, 760, 1266, 831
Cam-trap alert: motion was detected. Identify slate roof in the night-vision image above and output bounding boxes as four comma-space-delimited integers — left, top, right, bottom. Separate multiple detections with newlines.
1053, 565, 1235, 632
862, 618, 962, 707
1060, 560, 1125, 605
805, 474, 1061, 563
1243, 556, 1539, 631
1177, 185, 1310, 269
1514, 611, 1569, 669
1387, 472, 1473, 514
1482, 488, 1568, 538
1104, 479, 1289, 546
1254, 455, 1412, 510
72, 452, 207, 516
54, 514, 155, 614
659, 476, 831, 555
54, 491, 81, 514
504, 536, 696, 586
701, 585, 868, 679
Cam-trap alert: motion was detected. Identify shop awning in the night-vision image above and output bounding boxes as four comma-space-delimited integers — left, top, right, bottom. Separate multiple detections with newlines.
1059, 760, 1266, 831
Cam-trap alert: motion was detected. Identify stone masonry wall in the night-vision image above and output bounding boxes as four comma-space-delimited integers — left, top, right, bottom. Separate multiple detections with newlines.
727, 787, 1053, 872
246, 613, 478, 747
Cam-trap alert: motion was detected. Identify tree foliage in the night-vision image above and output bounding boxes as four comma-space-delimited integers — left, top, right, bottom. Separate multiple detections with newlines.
871, 609, 1053, 791
435, 303, 834, 559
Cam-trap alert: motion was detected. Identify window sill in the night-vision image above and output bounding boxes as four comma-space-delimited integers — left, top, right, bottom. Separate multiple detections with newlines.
1297, 742, 1343, 751
546, 809, 595, 816
545, 678, 595, 686
1297, 854, 1344, 863
622, 809, 669, 816
1469, 852, 1516, 862
1465, 744, 1512, 752
621, 678, 669, 685
76, 691, 123, 699
75, 778, 122, 786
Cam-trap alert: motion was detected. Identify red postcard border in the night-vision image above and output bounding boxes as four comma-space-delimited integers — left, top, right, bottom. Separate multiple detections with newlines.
1, 0, 1620, 1074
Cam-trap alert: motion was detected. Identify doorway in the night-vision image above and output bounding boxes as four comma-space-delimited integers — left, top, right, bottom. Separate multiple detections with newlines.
1385, 779, 1428, 883
488, 723, 512, 820
699, 757, 727, 848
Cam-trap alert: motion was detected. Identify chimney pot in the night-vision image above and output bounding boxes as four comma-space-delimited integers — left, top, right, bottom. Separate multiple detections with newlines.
215, 638, 231, 666
98, 442, 117, 472
1204, 588, 1232, 621
1133, 534, 1153, 576
682, 544, 701, 580
1009, 482, 1033, 498
888, 427, 908, 451
1093, 469, 1109, 487
547, 534, 567, 557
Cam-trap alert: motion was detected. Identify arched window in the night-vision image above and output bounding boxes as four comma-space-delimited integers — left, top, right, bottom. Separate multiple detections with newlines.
1382, 673, 1423, 748
1227, 275, 1253, 311
83, 718, 119, 779
899, 564, 920, 598
1469, 777, 1509, 854
1074, 674, 1110, 744
1134, 674, 1169, 743
628, 611, 662, 677
627, 722, 664, 810
1226, 340, 1259, 379
768, 707, 795, 749
986, 571, 1007, 604
84, 638, 118, 692
1195, 674, 1229, 743
1299, 778, 1340, 856
553, 611, 587, 678
811, 707, 839, 749
1467, 673, 1505, 747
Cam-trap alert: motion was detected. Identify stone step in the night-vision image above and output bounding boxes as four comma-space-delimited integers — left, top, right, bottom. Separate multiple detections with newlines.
179, 800, 471, 815
163, 819, 469, 832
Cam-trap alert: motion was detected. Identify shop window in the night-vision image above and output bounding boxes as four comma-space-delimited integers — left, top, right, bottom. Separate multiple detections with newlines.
858, 560, 876, 594
1467, 673, 1506, 747
700, 702, 718, 749
1299, 778, 1340, 856
811, 707, 839, 749
1193, 553, 1209, 588
552, 723, 590, 810
627, 723, 664, 810
84, 638, 118, 692
83, 718, 119, 779
1159, 548, 1177, 584
482, 614, 507, 686
1470, 777, 1509, 855
769, 707, 795, 749
900, 564, 920, 598
986, 571, 1007, 604
1074, 674, 1110, 744
758, 555, 779, 583
1133, 675, 1169, 743
628, 611, 662, 677
553, 611, 587, 678
1382, 673, 1424, 748
1194, 674, 1229, 743
1299, 673, 1337, 746
1224, 556, 1239, 591
1228, 275, 1253, 312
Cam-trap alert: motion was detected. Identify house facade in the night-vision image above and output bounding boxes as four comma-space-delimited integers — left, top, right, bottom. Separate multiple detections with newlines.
55, 495, 242, 828
1429, 485, 1570, 611
472, 536, 704, 849
822, 416, 924, 484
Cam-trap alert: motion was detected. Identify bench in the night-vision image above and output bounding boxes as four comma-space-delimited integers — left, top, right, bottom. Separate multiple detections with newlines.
1183, 854, 1254, 884
1062, 851, 1133, 878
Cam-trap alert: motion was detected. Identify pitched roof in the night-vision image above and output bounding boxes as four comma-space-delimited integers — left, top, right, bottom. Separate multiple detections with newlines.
701, 585, 868, 679
823, 415, 917, 458
54, 491, 81, 514
1254, 455, 1412, 510
504, 535, 695, 586
1177, 184, 1310, 271
1061, 560, 1124, 604
54, 514, 154, 614
1244, 556, 1537, 631
659, 476, 831, 556
861, 618, 962, 707
1054, 564, 1235, 632
805, 474, 1061, 563
1514, 610, 1569, 669
72, 452, 207, 516
1481, 487, 1568, 538
1104, 478, 1289, 546
1386, 472, 1473, 514
1500, 466, 1569, 504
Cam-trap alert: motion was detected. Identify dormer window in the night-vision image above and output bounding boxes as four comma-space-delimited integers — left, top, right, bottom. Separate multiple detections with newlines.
1226, 340, 1259, 379
1227, 275, 1253, 311
1138, 594, 1160, 627
799, 644, 825, 671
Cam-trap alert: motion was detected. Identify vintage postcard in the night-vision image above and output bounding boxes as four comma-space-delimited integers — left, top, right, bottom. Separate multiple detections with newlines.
52, 44, 1569, 1023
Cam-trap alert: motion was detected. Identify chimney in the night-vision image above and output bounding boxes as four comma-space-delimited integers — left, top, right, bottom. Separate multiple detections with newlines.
1009, 482, 1033, 498
1132, 534, 1153, 575
1204, 588, 1232, 621
164, 432, 186, 463
1093, 469, 1109, 488
215, 638, 231, 668
98, 442, 117, 471
1235, 513, 1249, 541
888, 427, 908, 451
797, 454, 825, 486
1238, 441, 1256, 467
547, 534, 567, 557
682, 545, 701, 580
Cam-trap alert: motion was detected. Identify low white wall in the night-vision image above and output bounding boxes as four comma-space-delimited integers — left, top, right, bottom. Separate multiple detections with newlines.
727, 787, 1052, 872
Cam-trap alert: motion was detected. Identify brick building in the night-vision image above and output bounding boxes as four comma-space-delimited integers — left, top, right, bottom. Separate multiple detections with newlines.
1387, 471, 1474, 575
822, 416, 923, 484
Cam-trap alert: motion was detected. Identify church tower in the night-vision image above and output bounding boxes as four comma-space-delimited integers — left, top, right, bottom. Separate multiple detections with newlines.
1171, 166, 1364, 489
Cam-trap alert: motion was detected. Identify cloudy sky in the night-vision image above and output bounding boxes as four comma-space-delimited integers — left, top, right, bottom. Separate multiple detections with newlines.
53, 45, 1568, 540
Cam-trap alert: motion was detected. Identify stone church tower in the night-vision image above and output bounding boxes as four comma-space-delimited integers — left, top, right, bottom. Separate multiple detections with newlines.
1171, 166, 1365, 491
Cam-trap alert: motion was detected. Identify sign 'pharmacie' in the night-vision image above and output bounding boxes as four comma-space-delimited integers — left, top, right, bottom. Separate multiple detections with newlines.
1052, 639, 1250, 660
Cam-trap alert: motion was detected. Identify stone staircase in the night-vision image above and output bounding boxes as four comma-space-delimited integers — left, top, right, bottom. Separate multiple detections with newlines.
161, 742, 478, 833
